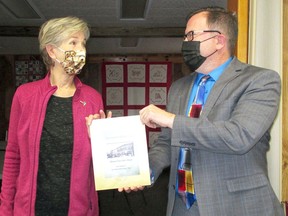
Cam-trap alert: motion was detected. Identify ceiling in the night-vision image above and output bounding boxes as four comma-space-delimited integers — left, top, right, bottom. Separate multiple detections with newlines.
0, 0, 227, 55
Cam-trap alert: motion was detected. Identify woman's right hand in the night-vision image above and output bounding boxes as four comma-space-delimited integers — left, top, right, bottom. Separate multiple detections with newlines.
85, 110, 112, 138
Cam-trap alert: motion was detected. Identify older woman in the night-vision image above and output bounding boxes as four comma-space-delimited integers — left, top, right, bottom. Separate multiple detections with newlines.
0, 17, 103, 216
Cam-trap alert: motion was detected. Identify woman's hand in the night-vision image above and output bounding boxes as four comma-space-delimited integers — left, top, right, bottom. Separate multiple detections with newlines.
85, 110, 112, 137
118, 186, 145, 193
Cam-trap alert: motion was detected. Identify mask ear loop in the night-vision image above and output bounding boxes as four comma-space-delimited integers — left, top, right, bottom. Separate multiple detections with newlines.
199, 35, 219, 58
54, 46, 66, 66
199, 34, 219, 43
56, 46, 65, 53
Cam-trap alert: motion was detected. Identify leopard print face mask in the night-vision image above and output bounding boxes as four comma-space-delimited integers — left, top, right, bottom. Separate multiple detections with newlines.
55, 47, 86, 75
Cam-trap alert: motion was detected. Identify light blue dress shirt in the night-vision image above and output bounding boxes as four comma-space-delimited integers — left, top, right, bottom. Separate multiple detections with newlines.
185, 57, 233, 116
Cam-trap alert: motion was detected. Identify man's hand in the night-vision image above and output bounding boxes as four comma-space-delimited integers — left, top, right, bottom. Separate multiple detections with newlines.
139, 104, 175, 129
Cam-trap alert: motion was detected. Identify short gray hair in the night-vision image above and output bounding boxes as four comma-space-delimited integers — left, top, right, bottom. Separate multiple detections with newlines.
38, 16, 90, 70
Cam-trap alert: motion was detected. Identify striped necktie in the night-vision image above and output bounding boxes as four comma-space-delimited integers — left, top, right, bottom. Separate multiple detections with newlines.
177, 75, 210, 209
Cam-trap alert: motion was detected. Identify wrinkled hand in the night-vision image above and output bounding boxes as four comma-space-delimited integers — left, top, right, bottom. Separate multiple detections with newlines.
85, 110, 112, 137
139, 104, 175, 129
118, 186, 145, 193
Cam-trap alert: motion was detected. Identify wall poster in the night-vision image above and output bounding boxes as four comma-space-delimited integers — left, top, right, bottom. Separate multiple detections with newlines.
102, 62, 172, 147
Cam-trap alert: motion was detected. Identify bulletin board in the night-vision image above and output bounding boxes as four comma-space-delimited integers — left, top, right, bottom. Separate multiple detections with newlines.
15, 59, 46, 87
101, 62, 172, 147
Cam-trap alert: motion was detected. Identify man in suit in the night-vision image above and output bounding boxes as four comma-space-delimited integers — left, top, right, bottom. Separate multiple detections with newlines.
138, 6, 284, 216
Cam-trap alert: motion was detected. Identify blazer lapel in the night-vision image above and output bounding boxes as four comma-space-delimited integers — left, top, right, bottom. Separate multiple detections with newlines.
202, 58, 244, 115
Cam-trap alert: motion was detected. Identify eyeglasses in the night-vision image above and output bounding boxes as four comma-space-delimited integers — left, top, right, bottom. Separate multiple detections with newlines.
183, 30, 221, 41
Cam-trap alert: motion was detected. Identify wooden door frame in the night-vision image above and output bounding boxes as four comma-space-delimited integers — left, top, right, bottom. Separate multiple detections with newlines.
282, 0, 288, 203
227, 0, 249, 63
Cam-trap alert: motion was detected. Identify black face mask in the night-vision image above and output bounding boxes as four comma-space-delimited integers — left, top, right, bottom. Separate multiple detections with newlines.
181, 41, 206, 72
181, 35, 218, 72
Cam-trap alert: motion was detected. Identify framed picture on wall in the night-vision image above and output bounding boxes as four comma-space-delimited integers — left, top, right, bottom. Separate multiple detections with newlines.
102, 62, 172, 147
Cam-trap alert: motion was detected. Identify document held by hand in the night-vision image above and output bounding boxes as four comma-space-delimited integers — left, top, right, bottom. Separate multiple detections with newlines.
90, 115, 151, 191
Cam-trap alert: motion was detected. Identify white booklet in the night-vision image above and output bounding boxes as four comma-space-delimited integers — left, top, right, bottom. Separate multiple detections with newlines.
90, 115, 151, 191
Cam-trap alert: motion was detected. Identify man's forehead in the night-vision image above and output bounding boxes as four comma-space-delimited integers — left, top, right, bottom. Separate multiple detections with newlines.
186, 12, 208, 29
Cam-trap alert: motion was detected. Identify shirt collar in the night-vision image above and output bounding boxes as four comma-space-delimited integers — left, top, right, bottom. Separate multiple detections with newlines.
196, 57, 233, 82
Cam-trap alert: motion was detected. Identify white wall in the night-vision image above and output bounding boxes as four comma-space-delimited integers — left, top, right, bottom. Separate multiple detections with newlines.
248, 0, 282, 200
